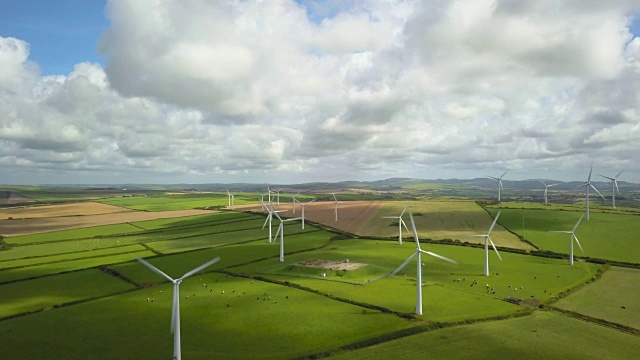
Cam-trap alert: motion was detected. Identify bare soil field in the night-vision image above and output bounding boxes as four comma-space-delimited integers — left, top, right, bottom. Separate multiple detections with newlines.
0, 209, 214, 237
0, 202, 132, 220
298, 259, 367, 271
236, 200, 383, 234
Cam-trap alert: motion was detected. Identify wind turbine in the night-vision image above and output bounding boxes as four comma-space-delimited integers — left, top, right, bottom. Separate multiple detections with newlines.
267, 185, 272, 203
262, 200, 285, 243
549, 215, 584, 265
259, 194, 266, 212
226, 189, 231, 207
578, 165, 605, 220
599, 171, 624, 208
487, 171, 508, 202
136, 256, 220, 360
273, 212, 302, 262
540, 180, 558, 205
298, 199, 315, 229
382, 206, 409, 244
469, 211, 503, 276
228, 192, 235, 210
275, 188, 284, 205
331, 193, 341, 222
388, 213, 456, 315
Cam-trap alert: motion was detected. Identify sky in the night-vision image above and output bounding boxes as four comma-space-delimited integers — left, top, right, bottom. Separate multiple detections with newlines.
1, 0, 640, 185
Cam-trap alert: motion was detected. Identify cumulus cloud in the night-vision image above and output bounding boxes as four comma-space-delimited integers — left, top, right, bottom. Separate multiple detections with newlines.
2, 0, 640, 184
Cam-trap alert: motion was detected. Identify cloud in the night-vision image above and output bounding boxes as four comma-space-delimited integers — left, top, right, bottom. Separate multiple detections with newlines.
2, 0, 640, 184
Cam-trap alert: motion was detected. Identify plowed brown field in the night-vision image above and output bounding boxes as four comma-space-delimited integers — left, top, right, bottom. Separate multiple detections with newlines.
236, 200, 383, 234
0, 202, 214, 237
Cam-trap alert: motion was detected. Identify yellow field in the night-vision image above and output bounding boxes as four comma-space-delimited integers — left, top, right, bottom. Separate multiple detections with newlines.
360, 200, 532, 250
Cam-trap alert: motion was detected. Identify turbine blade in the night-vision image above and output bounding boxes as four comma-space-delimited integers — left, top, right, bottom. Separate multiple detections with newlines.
400, 205, 407, 217
390, 252, 418, 276
136, 257, 174, 282
487, 236, 503, 261
409, 213, 420, 248
274, 223, 282, 240
488, 211, 501, 235
588, 165, 593, 182
598, 174, 614, 181
615, 170, 624, 179
573, 234, 584, 253
401, 219, 410, 233
171, 284, 178, 333
572, 214, 584, 232
540, 180, 547, 187
549, 231, 572, 234
590, 183, 605, 200
262, 216, 270, 230
500, 170, 508, 179
548, 183, 558, 187
421, 250, 457, 264
273, 211, 282, 221
381, 216, 400, 219
179, 257, 221, 281
614, 180, 620, 194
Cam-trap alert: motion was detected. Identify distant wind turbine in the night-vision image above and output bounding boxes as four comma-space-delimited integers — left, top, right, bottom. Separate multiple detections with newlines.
540, 180, 558, 205
273, 212, 302, 262
388, 213, 456, 315
578, 165, 605, 220
226, 189, 231, 207
299, 199, 315, 229
332, 193, 341, 222
137, 256, 220, 360
382, 206, 409, 244
261, 200, 285, 243
469, 211, 503, 276
599, 171, 624, 209
549, 215, 584, 265
487, 171, 508, 202
275, 188, 284, 205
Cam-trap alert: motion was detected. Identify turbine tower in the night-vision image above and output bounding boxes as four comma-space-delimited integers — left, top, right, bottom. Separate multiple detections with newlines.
579, 166, 605, 220
549, 215, 584, 265
136, 257, 220, 360
599, 171, 623, 208
299, 199, 315, 229
388, 213, 456, 315
332, 193, 341, 221
226, 189, 231, 207
540, 180, 558, 205
469, 211, 503, 276
487, 171, 508, 202
275, 188, 283, 205
261, 201, 284, 243
382, 206, 409, 244
273, 212, 302, 262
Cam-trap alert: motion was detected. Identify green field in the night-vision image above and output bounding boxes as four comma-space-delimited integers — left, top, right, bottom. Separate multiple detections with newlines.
554, 266, 640, 329
97, 193, 261, 211
361, 201, 532, 250
487, 207, 640, 263
328, 311, 640, 359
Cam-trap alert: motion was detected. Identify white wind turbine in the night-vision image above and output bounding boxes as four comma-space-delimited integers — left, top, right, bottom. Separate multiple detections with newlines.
136, 256, 220, 360
273, 211, 302, 262
469, 211, 503, 276
226, 189, 231, 207
291, 192, 301, 214
549, 215, 584, 265
259, 194, 266, 212
388, 213, 456, 315
299, 199, 315, 229
228, 191, 235, 210
578, 166, 605, 221
599, 171, 624, 208
331, 193, 341, 222
487, 171, 508, 202
540, 180, 558, 205
262, 200, 285, 243
275, 188, 284, 205
382, 206, 409, 244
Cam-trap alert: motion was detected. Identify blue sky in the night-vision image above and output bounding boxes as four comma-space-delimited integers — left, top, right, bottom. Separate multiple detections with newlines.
0, 0, 107, 75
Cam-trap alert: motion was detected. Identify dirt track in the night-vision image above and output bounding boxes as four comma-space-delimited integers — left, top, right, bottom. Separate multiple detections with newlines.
235, 200, 383, 234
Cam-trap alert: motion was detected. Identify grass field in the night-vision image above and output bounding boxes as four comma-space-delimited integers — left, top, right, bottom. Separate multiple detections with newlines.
0, 272, 414, 360
97, 193, 260, 211
486, 208, 640, 263
554, 266, 640, 329
328, 311, 640, 359
0, 195, 636, 359
0, 269, 136, 318
360, 201, 532, 250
